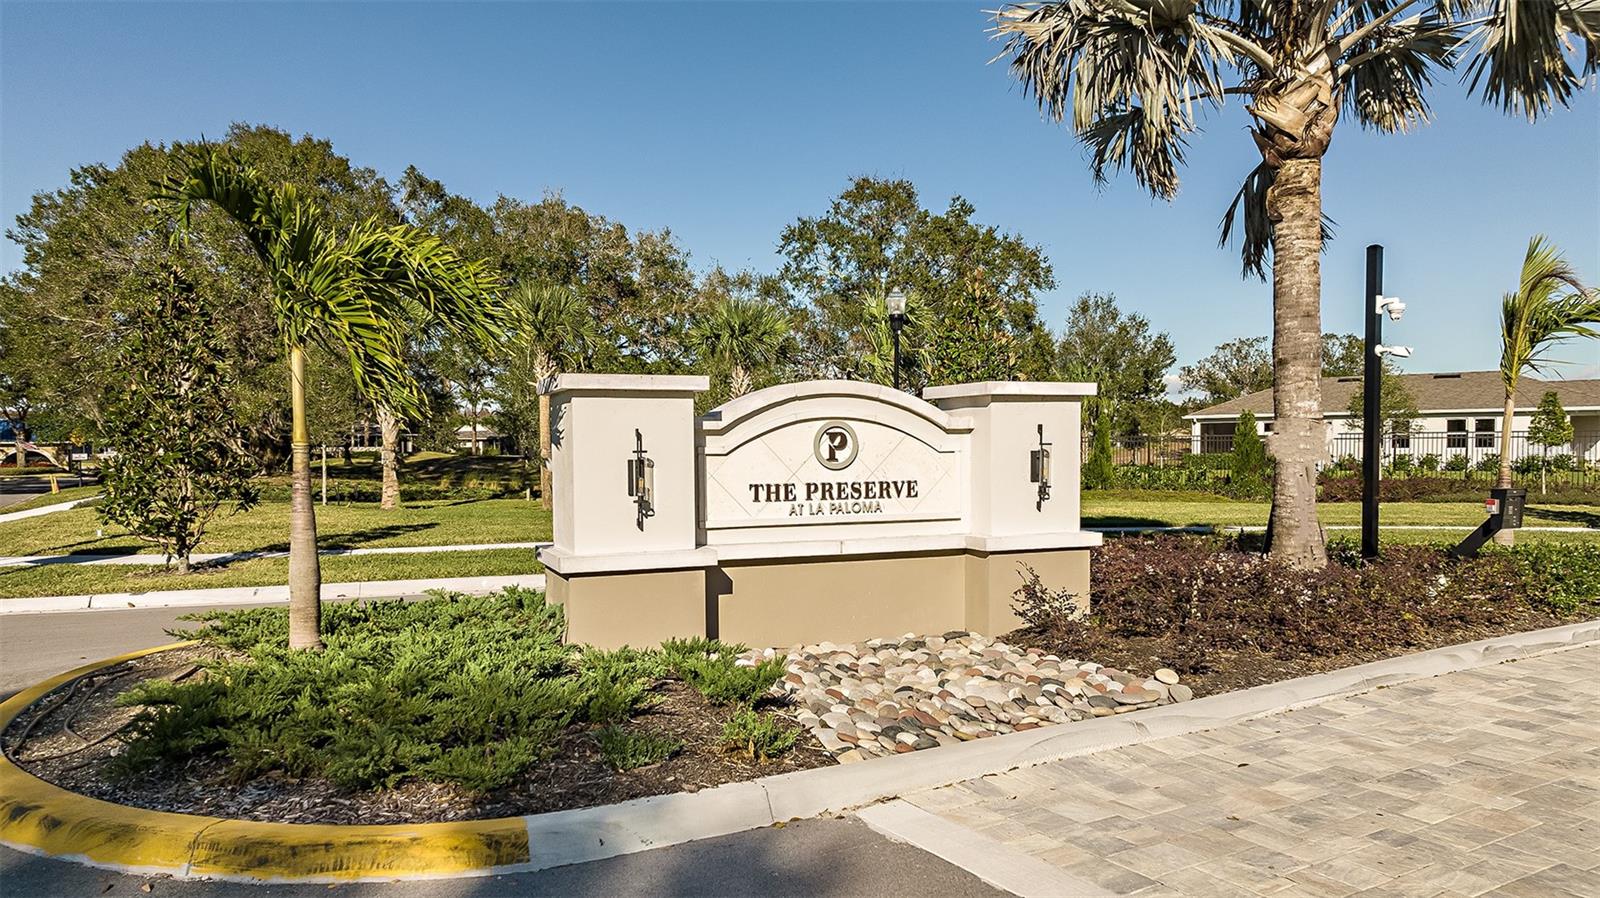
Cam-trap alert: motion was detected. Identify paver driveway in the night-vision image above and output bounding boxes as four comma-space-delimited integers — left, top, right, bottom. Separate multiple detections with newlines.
902, 643, 1600, 897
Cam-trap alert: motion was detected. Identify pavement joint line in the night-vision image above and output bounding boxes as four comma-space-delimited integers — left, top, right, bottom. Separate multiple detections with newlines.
857, 799, 1114, 898
0, 620, 1594, 882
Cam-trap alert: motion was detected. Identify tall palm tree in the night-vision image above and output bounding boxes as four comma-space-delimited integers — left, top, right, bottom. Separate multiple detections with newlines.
510, 283, 598, 510
993, 0, 1598, 568
158, 145, 509, 649
1494, 236, 1599, 544
689, 295, 792, 399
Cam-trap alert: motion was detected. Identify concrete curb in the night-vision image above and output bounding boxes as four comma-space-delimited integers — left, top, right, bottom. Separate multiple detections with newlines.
0, 574, 547, 615
0, 620, 1594, 882
0, 493, 100, 524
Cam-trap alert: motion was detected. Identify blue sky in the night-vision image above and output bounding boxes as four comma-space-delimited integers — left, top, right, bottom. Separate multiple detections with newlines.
3, 1, 1597, 381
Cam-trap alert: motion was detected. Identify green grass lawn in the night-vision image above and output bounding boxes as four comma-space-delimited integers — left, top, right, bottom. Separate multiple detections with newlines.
0, 497, 552, 558
2, 482, 1592, 598
0, 548, 540, 598
1081, 490, 1599, 534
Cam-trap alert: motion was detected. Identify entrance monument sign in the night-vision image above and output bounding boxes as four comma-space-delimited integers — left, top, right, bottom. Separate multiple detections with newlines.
539, 376, 1099, 648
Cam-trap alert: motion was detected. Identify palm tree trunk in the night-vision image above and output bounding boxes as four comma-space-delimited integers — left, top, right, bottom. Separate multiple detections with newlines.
1494, 391, 1516, 546
731, 365, 752, 398
287, 345, 324, 650
1265, 157, 1328, 570
378, 404, 402, 510
537, 354, 556, 511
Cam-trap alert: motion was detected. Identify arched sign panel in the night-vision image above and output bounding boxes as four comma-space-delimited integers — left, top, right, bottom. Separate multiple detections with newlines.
698, 382, 971, 539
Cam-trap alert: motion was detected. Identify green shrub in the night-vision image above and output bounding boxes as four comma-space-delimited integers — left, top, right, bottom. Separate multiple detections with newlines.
1083, 404, 1114, 490
113, 588, 584, 792
1500, 542, 1600, 614
596, 726, 682, 771
1418, 453, 1442, 472
1444, 454, 1470, 472
662, 639, 785, 706
1229, 412, 1269, 498
575, 646, 667, 723
722, 709, 799, 761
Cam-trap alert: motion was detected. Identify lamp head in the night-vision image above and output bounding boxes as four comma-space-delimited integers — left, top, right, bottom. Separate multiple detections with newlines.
1375, 344, 1413, 359
886, 289, 908, 319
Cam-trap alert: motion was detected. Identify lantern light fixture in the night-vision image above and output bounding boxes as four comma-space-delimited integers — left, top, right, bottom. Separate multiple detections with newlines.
627, 429, 655, 530
1030, 424, 1052, 510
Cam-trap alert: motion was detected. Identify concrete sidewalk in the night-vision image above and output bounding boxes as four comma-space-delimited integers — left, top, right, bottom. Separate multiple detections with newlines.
888, 642, 1600, 897
0, 541, 549, 567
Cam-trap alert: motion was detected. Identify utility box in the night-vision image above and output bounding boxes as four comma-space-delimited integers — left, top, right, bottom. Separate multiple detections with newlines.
1489, 487, 1527, 530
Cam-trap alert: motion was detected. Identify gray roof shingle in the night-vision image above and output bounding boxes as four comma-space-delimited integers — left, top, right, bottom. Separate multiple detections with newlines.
1185, 371, 1600, 420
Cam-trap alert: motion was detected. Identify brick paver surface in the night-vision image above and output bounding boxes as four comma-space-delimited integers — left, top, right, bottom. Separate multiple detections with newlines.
905, 644, 1600, 897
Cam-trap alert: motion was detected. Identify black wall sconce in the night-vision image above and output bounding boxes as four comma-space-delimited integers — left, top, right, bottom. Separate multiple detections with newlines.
1030, 424, 1052, 510
627, 428, 655, 530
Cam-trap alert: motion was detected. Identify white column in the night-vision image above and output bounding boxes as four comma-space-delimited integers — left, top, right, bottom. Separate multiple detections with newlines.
539, 374, 711, 570
925, 382, 1097, 541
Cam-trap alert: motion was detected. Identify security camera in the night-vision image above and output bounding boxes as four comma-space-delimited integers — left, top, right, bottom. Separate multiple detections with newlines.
1375, 344, 1413, 358
1375, 295, 1405, 321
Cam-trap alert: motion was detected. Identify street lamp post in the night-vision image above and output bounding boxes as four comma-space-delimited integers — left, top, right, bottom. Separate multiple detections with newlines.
1362, 244, 1410, 560
887, 289, 908, 391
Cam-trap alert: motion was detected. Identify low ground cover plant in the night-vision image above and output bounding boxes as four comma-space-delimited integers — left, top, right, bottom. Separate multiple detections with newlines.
108, 589, 798, 795
1013, 535, 1598, 675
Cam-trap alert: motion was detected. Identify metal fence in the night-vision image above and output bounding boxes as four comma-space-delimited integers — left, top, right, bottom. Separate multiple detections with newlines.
1081, 430, 1600, 472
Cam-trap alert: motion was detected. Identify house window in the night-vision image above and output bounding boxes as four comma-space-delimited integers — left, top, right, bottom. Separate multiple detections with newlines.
1263, 422, 1274, 433
1475, 418, 1496, 449
1446, 419, 1467, 449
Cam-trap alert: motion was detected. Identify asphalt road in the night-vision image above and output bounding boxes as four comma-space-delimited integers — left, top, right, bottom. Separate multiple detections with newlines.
0, 818, 1001, 898
0, 606, 1002, 897
0, 477, 54, 509
1, 604, 248, 695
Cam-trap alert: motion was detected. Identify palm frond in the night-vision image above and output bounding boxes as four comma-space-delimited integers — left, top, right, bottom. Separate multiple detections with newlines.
1217, 162, 1338, 279
1340, 17, 1462, 132
510, 282, 599, 374
153, 144, 511, 419
1463, 0, 1600, 120
993, 0, 1239, 198
1500, 235, 1600, 391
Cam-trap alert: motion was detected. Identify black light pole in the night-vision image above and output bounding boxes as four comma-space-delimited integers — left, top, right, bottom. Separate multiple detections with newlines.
887, 289, 908, 391
1362, 245, 1409, 559
1361, 245, 1384, 560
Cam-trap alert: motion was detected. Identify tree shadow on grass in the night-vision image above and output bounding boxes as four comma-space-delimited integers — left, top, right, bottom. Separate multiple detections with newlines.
211, 523, 447, 556
1081, 515, 1174, 529
1524, 506, 1600, 529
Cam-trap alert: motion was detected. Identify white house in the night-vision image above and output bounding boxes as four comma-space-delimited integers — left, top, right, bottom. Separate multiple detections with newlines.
1184, 371, 1600, 464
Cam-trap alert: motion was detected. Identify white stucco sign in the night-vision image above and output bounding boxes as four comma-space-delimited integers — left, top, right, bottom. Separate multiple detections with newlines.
537, 374, 1101, 648
699, 384, 970, 537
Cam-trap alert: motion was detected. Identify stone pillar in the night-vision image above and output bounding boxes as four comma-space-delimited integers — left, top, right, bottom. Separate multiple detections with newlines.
925, 382, 1101, 634
537, 374, 715, 647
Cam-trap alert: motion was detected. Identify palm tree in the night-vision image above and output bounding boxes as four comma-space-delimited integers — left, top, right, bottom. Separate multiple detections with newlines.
689, 295, 792, 399
1494, 236, 1599, 544
158, 145, 509, 649
993, 1, 1598, 568
509, 283, 598, 510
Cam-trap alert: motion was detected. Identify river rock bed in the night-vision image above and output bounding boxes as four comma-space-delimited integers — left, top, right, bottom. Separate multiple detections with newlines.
738, 631, 1191, 762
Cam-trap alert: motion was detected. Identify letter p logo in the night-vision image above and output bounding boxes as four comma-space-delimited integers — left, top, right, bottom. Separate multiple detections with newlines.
814, 422, 859, 471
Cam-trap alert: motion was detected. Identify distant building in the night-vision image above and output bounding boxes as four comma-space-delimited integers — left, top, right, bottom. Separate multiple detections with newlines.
454, 412, 508, 455
1184, 371, 1600, 463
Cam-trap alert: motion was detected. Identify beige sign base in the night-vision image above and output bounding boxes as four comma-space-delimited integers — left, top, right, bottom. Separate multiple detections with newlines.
546, 548, 1089, 648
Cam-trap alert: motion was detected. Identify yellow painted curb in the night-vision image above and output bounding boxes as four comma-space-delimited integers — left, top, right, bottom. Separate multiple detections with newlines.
0, 643, 531, 881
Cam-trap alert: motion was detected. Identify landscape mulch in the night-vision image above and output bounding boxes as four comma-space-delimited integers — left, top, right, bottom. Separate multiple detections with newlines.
1012, 608, 1577, 698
